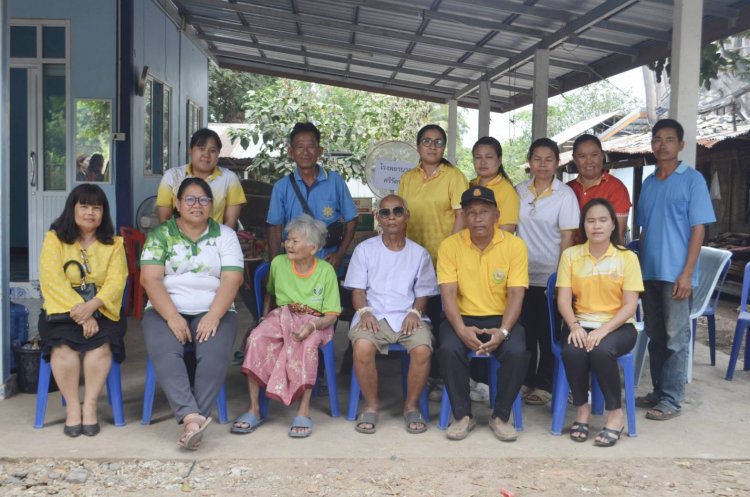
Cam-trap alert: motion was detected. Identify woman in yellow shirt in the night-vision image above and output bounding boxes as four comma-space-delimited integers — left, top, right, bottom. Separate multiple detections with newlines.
469, 136, 520, 233
38, 184, 127, 438
556, 198, 643, 447
397, 124, 468, 264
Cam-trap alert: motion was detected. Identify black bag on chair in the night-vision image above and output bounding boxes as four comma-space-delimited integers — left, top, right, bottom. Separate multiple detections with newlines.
46, 260, 101, 323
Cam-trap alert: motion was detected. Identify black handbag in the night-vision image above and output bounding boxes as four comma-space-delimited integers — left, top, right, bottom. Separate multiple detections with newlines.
287, 173, 346, 249
46, 260, 101, 323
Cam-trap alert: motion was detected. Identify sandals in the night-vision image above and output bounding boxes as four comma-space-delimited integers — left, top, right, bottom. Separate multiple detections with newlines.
231, 412, 264, 434
635, 394, 659, 409
355, 412, 378, 434
645, 403, 681, 421
569, 421, 589, 442
403, 411, 428, 434
594, 426, 624, 447
288, 415, 313, 438
178, 415, 212, 450
446, 416, 476, 440
524, 389, 552, 405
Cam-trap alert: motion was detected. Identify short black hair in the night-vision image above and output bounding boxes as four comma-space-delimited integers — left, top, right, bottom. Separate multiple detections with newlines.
572, 133, 603, 155
472, 136, 509, 181
579, 198, 625, 249
189, 128, 222, 150
177, 177, 213, 200
50, 184, 115, 244
527, 137, 560, 162
652, 118, 684, 141
290, 122, 321, 144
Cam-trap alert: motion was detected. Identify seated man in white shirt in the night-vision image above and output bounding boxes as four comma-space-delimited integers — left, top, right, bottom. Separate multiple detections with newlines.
344, 194, 439, 435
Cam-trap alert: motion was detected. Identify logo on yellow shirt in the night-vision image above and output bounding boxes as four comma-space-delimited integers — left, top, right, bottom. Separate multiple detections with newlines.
492, 269, 506, 285
322, 206, 334, 219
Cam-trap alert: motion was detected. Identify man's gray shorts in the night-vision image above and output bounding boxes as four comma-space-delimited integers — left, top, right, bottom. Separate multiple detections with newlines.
348, 318, 433, 355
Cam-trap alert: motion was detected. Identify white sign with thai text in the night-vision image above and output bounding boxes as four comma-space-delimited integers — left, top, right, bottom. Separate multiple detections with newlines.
372, 159, 414, 192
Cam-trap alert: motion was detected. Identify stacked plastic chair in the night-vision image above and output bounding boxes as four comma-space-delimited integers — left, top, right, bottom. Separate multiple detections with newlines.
726, 261, 750, 380
120, 227, 146, 319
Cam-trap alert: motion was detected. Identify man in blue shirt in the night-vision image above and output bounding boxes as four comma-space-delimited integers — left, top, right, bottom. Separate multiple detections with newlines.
266, 122, 358, 270
635, 119, 716, 420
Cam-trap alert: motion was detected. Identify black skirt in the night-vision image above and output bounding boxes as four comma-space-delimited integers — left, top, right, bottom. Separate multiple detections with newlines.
38, 310, 126, 363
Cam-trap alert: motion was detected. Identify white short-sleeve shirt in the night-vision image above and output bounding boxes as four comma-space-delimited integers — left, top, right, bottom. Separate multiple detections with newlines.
344, 236, 439, 331
516, 178, 580, 287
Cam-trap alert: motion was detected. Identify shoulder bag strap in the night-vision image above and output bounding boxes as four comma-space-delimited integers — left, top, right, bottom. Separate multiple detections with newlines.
288, 172, 314, 216
62, 260, 88, 288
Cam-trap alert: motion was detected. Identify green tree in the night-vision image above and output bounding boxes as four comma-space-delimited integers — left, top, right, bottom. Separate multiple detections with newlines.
230, 78, 435, 181
208, 65, 273, 122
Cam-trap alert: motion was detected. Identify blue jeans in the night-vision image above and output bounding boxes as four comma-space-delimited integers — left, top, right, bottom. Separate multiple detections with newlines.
642, 280, 692, 410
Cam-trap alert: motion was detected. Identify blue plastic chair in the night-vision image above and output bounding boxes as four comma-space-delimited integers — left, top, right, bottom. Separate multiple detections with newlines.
546, 273, 637, 437
346, 343, 430, 422
141, 345, 229, 425
693, 250, 732, 367
437, 352, 523, 431
252, 262, 340, 418
34, 356, 125, 429
726, 261, 750, 380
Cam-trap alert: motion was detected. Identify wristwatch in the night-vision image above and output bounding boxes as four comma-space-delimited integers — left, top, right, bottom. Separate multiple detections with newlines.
500, 328, 510, 339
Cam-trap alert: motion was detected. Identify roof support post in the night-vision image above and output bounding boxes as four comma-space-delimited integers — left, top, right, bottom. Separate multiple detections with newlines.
447, 99, 458, 164
532, 48, 549, 140
669, 0, 702, 167
0, 0, 10, 397
478, 81, 490, 137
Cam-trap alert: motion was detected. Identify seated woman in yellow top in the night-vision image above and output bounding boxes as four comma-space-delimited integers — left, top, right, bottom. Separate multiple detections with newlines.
469, 136, 520, 233
38, 184, 127, 438
556, 198, 644, 448
397, 124, 468, 264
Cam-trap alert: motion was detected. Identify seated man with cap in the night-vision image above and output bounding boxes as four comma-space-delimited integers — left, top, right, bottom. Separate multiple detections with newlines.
437, 185, 530, 441
344, 194, 439, 434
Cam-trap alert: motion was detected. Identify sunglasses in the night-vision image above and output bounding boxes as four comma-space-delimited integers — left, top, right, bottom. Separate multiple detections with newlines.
181, 195, 212, 206
377, 206, 406, 218
419, 137, 446, 148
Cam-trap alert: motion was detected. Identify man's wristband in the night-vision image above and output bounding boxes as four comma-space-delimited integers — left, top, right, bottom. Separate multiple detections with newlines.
355, 306, 374, 318
407, 308, 422, 319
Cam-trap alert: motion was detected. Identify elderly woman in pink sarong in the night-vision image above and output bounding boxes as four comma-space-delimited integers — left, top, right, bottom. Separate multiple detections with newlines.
233, 214, 340, 438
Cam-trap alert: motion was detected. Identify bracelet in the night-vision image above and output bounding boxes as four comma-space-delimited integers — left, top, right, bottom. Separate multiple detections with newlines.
355, 306, 374, 317
407, 308, 422, 318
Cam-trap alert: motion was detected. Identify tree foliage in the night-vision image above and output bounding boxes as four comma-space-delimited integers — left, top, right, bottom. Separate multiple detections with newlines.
230, 78, 435, 181
500, 80, 638, 181
208, 65, 273, 123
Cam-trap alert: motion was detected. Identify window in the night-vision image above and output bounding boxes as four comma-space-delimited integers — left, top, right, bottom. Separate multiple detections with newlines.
186, 100, 203, 162
143, 77, 171, 175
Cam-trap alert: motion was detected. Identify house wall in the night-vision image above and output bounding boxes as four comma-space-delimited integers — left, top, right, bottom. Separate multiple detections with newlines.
130, 0, 209, 221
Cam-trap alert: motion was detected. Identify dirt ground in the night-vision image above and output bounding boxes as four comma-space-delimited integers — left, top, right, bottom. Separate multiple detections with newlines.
1, 457, 749, 496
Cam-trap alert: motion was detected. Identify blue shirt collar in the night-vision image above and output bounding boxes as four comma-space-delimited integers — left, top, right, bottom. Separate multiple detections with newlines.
293, 165, 328, 183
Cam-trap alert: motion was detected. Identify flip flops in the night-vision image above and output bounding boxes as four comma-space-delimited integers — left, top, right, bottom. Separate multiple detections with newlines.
178, 415, 212, 450
288, 415, 313, 438
355, 412, 378, 434
403, 411, 428, 434
569, 421, 589, 442
524, 389, 552, 405
594, 426, 624, 447
231, 412, 264, 434
645, 403, 681, 421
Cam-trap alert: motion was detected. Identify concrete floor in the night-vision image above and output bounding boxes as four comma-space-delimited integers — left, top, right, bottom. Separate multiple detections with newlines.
1, 306, 749, 461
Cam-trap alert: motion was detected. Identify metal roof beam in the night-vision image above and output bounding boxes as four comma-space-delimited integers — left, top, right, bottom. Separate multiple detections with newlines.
595, 20, 672, 42
453, 0, 639, 99
640, 0, 739, 20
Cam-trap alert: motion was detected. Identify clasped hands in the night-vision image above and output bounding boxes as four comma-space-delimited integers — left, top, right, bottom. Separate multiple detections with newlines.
458, 326, 505, 355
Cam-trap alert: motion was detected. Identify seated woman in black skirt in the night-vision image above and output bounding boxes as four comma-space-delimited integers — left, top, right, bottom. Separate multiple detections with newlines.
556, 198, 643, 447
38, 184, 127, 437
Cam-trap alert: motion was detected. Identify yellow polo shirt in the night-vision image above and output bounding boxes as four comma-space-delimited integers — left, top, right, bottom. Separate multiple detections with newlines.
437, 228, 529, 316
470, 175, 520, 229
398, 162, 468, 264
156, 164, 247, 224
556, 242, 644, 324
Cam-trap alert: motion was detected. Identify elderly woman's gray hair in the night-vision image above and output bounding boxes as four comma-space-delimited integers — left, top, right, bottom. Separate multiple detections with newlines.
285, 214, 327, 250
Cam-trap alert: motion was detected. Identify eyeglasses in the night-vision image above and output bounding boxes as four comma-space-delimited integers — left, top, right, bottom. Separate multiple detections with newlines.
377, 206, 406, 218
419, 138, 446, 148
181, 195, 212, 206
80, 249, 91, 274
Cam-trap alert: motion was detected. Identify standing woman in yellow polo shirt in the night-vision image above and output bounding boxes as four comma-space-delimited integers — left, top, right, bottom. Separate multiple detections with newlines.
397, 124, 468, 264
556, 198, 643, 447
470, 136, 519, 233
516, 138, 580, 406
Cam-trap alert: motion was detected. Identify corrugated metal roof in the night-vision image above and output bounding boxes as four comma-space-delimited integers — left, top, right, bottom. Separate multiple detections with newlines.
170, 0, 750, 112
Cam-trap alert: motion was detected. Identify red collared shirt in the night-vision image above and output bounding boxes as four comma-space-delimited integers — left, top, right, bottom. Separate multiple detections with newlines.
567, 170, 632, 215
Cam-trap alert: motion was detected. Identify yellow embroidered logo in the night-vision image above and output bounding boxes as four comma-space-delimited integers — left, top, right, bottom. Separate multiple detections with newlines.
322, 206, 334, 219
473, 188, 482, 196
492, 269, 506, 284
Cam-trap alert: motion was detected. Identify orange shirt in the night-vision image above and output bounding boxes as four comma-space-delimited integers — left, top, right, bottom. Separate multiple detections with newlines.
567, 171, 631, 215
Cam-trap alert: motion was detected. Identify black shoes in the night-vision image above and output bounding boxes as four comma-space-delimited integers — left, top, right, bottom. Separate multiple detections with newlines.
82, 422, 100, 437
63, 424, 83, 437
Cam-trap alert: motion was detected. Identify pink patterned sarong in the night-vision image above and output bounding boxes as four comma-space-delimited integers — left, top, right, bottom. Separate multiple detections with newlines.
241, 305, 334, 405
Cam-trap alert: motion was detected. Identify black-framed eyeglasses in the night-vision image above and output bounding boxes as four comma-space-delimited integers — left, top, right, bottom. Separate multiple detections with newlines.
181, 195, 212, 206
377, 206, 406, 218
419, 137, 446, 148
80, 249, 91, 274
